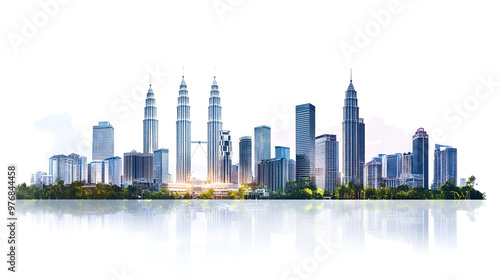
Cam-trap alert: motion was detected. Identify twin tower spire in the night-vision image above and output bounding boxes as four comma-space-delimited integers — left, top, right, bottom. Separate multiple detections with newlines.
176, 72, 224, 184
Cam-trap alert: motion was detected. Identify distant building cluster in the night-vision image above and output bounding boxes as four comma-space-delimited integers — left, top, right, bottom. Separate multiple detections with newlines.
32, 71, 461, 193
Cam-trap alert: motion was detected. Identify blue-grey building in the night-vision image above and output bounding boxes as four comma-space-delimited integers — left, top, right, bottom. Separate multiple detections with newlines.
123, 150, 154, 187
275, 146, 290, 160
257, 157, 289, 192
105, 156, 122, 186
433, 144, 457, 188
239, 136, 252, 184
315, 134, 339, 192
176, 75, 191, 183
154, 149, 169, 190
382, 153, 402, 179
92, 121, 114, 161
254, 125, 271, 182
296, 103, 316, 181
342, 72, 365, 185
207, 76, 223, 183
412, 128, 429, 188
143, 84, 159, 154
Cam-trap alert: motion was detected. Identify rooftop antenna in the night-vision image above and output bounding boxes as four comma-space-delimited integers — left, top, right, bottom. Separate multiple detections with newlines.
350, 69, 352, 82
149, 73, 152, 86
214, 66, 216, 79
182, 66, 184, 78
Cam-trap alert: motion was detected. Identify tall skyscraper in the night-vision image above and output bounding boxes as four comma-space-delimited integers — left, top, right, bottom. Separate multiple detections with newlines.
412, 128, 429, 188
381, 153, 402, 178
143, 84, 159, 154
239, 136, 252, 184
364, 160, 382, 189
123, 150, 154, 186
254, 125, 271, 179
275, 146, 290, 160
295, 103, 316, 181
433, 144, 457, 188
176, 75, 191, 183
342, 72, 365, 185
92, 121, 114, 161
68, 153, 87, 182
219, 130, 232, 183
154, 149, 169, 189
315, 134, 339, 192
207, 76, 223, 183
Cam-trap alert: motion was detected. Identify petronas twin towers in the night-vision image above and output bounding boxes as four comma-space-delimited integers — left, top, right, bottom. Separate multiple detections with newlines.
175, 75, 229, 184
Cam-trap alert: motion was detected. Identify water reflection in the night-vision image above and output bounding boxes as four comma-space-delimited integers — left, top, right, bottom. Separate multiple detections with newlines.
17, 200, 483, 279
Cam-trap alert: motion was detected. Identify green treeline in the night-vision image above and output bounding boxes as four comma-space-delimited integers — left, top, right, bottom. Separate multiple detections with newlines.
15, 175, 485, 200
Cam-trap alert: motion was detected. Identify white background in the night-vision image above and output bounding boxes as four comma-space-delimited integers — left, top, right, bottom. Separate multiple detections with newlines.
1, 0, 499, 198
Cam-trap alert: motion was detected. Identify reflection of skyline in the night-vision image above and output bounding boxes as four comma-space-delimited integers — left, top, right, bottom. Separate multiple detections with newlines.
19, 200, 481, 270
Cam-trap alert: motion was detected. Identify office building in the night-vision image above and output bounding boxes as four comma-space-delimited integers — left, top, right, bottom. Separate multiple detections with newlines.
176, 75, 191, 183
315, 134, 339, 192
92, 121, 114, 161
207, 76, 223, 183
239, 136, 252, 184
412, 128, 429, 188
296, 103, 316, 181
433, 144, 458, 187
143, 84, 159, 154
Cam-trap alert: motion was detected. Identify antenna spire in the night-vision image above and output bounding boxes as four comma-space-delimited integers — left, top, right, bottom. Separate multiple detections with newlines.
214, 66, 216, 79
149, 74, 152, 86
350, 69, 352, 82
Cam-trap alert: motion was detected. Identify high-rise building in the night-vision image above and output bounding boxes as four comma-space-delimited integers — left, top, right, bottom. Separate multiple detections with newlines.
123, 150, 154, 186
219, 130, 232, 183
257, 158, 289, 192
254, 125, 271, 179
364, 160, 382, 189
433, 144, 457, 188
342, 72, 365, 185
295, 103, 316, 181
239, 136, 252, 184
176, 76, 191, 183
207, 76, 223, 183
92, 121, 114, 161
105, 156, 122, 186
315, 134, 339, 192
154, 149, 169, 189
49, 154, 87, 184
30, 171, 47, 186
401, 152, 413, 176
412, 128, 429, 188
275, 146, 290, 160
381, 153, 402, 178
68, 153, 87, 182
143, 84, 159, 154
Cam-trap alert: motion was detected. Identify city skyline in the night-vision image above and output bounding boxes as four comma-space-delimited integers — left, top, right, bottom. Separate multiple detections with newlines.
36, 72, 463, 190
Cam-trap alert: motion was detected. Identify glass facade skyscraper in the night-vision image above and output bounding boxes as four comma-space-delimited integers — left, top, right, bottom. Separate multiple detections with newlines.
49, 153, 87, 184
381, 153, 402, 178
412, 128, 429, 188
254, 125, 271, 181
143, 84, 159, 154
433, 144, 457, 188
207, 77, 223, 183
105, 156, 122, 186
239, 136, 252, 184
342, 74, 365, 185
275, 146, 290, 160
92, 121, 114, 161
315, 134, 339, 192
154, 149, 169, 189
176, 76, 191, 183
295, 103, 315, 181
